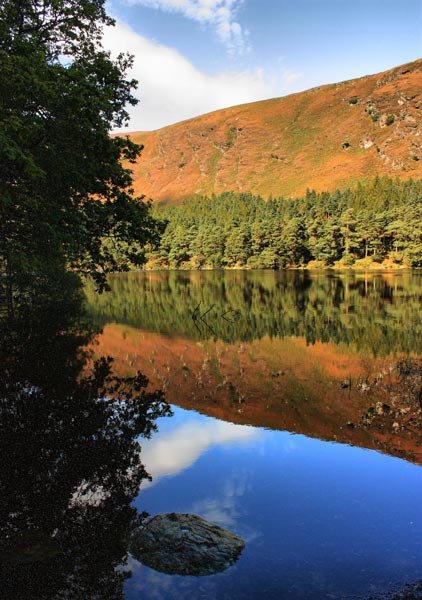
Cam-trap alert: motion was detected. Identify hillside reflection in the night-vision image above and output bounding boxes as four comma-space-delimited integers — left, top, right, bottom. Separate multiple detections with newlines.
86, 270, 422, 465
85, 270, 422, 355
0, 274, 170, 600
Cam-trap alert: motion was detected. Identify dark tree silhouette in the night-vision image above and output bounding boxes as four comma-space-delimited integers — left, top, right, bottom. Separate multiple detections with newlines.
0, 273, 170, 599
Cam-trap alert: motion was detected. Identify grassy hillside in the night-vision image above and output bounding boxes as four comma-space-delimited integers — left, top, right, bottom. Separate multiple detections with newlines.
123, 59, 421, 204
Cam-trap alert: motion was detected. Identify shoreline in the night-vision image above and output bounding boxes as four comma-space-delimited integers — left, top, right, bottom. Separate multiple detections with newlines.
141, 264, 418, 272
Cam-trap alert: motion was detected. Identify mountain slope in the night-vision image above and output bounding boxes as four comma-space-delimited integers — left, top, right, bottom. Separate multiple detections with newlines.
125, 59, 422, 204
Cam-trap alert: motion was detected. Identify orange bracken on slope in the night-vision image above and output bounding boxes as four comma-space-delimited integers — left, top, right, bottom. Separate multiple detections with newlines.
122, 59, 421, 204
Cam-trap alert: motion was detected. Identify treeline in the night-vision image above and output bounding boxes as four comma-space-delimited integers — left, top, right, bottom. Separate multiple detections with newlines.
147, 177, 422, 269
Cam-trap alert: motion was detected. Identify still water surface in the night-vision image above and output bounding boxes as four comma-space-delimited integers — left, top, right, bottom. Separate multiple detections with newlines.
127, 406, 422, 599
86, 270, 422, 599
1, 270, 421, 599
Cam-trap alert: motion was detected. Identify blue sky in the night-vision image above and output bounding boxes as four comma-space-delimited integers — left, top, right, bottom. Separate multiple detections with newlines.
105, 0, 422, 131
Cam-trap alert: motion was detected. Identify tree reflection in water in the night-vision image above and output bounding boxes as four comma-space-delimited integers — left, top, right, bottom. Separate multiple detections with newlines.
85, 269, 422, 355
0, 273, 170, 599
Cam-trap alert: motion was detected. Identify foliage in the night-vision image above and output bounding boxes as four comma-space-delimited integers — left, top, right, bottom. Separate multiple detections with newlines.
0, 0, 162, 292
147, 177, 422, 270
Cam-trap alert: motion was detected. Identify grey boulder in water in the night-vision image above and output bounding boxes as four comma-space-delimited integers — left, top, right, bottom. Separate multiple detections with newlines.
130, 512, 245, 576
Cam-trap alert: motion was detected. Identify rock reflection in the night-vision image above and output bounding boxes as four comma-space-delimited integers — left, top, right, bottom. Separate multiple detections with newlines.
0, 274, 170, 599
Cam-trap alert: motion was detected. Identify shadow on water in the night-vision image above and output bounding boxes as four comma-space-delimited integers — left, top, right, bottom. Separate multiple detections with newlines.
0, 271, 171, 599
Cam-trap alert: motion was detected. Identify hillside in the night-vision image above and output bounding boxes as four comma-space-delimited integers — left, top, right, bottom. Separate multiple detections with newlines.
124, 59, 422, 204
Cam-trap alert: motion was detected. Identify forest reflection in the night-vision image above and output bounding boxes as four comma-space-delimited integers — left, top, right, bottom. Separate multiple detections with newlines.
0, 273, 170, 600
86, 270, 422, 466
85, 270, 422, 355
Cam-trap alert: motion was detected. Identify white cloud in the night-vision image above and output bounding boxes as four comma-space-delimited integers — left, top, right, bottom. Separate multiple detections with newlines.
103, 20, 301, 131
123, 0, 246, 52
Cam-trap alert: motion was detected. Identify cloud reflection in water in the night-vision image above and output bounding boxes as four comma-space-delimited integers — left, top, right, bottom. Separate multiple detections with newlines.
141, 414, 262, 488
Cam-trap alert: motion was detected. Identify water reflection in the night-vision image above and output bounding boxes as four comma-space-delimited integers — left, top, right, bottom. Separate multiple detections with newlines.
132, 406, 422, 600
141, 415, 261, 487
2, 270, 421, 599
0, 274, 170, 599
85, 270, 422, 354
88, 271, 422, 465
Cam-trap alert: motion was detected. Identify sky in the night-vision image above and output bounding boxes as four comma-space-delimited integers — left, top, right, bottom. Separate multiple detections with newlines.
104, 0, 422, 131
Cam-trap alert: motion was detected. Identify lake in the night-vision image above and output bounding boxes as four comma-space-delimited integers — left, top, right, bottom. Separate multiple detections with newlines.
86, 270, 422, 599
1, 269, 421, 599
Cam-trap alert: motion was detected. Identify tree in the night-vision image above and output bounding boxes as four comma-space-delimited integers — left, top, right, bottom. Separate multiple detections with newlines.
0, 0, 162, 292
250, 219, 272, 255
279, 218, 309, 266
356, 211, 385, 259
168, 224, 197, 267
196, 224, 225, 268
340, 208, 360, 260
223, 223, 251, 267
307, 215, 341, 264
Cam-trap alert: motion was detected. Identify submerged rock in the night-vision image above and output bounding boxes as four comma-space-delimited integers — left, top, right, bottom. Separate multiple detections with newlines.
130, 513, 245, 576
